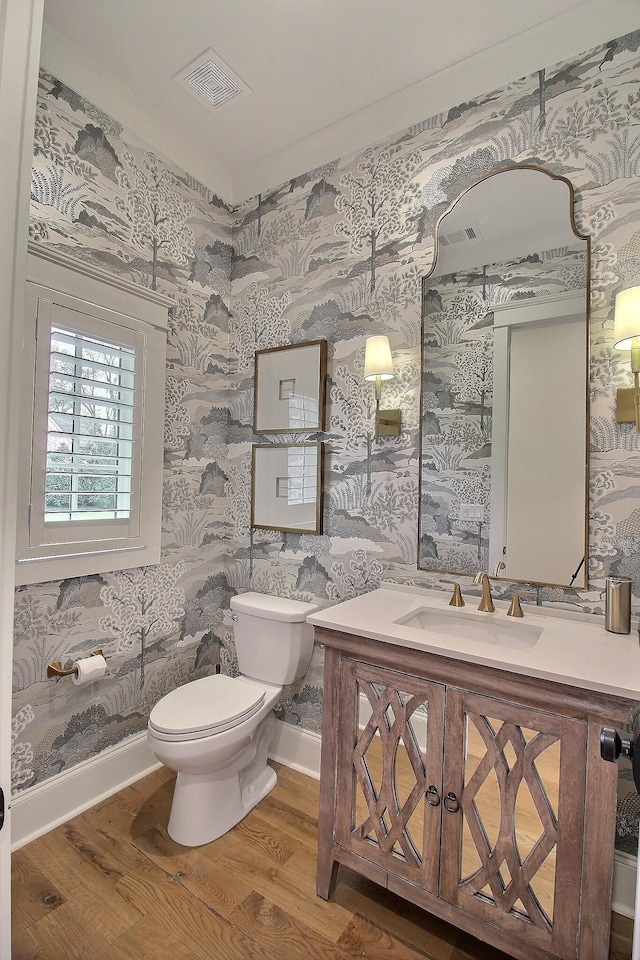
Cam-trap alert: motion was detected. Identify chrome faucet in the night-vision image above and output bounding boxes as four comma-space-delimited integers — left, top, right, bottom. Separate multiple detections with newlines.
473, 571, 495, 612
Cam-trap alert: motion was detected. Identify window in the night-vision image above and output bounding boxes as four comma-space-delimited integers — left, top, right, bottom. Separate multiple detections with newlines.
16, 245, 169, 585
44, 323, 136, 524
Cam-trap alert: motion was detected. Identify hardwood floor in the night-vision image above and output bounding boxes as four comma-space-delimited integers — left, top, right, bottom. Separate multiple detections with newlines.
11, 763, 634, 960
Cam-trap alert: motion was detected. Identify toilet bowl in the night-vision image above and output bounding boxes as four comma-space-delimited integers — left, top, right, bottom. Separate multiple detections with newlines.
147, 592, 318, 846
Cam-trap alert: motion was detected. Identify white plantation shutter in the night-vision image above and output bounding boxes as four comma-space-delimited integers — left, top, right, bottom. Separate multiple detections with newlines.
45, 324, 137, 522
17, 247, 169, 585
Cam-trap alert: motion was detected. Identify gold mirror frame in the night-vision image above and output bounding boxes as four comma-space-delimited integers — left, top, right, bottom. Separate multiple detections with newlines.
418, 164, 590, 590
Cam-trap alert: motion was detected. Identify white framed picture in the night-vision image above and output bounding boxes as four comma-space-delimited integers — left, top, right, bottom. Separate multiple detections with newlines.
253, 340, 327, 433
251, 442, 323, 533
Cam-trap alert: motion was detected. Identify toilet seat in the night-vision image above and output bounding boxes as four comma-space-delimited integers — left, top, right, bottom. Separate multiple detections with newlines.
148, 674, 266, 741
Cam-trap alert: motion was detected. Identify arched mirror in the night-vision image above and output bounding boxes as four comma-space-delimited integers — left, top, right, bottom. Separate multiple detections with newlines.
418, 165, 589, 589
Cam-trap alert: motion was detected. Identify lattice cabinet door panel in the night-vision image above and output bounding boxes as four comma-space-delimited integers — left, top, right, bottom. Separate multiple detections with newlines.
335, 659, 445, 891
440, 688, 587, 959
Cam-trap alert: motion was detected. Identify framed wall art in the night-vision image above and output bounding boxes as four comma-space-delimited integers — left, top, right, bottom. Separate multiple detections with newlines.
253, 339, 327, 433
251, 442, 323, 534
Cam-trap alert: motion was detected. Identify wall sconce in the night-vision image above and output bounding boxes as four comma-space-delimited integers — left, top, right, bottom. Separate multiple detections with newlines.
614, 285, 640, 430
364, 335, 401, 439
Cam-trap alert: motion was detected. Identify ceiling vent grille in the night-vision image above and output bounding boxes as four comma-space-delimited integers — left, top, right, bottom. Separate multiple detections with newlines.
174, 49, 250, 110
440, 226, 479, 247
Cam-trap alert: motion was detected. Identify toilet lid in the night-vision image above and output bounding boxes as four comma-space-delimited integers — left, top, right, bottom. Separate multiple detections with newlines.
148, 675, 266, 738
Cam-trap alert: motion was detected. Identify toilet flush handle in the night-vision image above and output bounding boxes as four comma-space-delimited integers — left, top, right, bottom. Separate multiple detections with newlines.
223, 610, 238, 626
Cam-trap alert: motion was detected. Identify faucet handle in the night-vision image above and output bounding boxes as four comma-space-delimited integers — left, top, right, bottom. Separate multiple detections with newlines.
439, 579, 464, 607
507, 592, 537, 618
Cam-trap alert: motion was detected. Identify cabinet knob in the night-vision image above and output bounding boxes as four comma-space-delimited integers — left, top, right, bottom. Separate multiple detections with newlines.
444, 791, 460, 813
426, 784, 441, 807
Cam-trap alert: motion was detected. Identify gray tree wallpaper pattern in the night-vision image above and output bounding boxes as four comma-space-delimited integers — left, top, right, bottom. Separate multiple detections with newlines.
12, 32, 640, 816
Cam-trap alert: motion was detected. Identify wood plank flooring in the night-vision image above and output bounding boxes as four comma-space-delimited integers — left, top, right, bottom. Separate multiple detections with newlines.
11, 763, 634, 960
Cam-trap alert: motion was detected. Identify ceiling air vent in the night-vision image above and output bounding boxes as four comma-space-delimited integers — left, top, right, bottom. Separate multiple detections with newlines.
174, 49, 250, 111
440, 226, 479, 247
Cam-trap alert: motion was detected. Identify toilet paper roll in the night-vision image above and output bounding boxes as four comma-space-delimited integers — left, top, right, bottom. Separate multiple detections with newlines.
72, 654, 107, 686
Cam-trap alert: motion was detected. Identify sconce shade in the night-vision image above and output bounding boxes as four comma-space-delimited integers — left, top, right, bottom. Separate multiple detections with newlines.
364, 336, 395, 381
614, 286, 640, 349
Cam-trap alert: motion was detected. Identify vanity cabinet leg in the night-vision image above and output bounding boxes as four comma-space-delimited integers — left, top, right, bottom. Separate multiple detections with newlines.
317, 645, 341, 901
316, 856, 340, 900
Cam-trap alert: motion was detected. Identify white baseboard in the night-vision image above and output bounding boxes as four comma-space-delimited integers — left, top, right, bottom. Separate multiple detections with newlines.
9, 720, 320, 851
10, 731, 161, 850
612, 849, 637, 919
9, 719, 638, 922
269, 719, 321, 780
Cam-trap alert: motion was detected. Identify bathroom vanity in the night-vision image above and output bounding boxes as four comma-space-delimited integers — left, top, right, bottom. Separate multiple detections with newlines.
308, 585, 640, 960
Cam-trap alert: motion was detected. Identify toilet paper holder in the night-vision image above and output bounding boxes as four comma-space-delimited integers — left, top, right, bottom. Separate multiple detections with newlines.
47, 649, 104, 680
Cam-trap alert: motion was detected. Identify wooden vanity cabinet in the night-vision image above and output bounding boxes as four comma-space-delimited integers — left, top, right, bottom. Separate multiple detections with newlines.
315, 626, 634, 960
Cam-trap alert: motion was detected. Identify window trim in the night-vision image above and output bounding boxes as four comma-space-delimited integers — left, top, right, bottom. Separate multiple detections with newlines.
16, 243, 171, 585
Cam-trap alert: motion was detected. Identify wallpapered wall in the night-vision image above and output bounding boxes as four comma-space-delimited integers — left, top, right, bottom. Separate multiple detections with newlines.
13, 71, 237, 793
229, 28, 640, 721
12, 29, 640, 798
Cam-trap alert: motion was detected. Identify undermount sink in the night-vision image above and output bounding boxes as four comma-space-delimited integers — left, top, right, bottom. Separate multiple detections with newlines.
394, 607, 543, 650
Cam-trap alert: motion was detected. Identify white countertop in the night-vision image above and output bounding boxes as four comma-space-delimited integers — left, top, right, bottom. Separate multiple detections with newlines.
307, 584, 640, 701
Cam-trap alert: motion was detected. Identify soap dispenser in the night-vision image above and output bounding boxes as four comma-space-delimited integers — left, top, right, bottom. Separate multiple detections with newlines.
605, 576, 631, 634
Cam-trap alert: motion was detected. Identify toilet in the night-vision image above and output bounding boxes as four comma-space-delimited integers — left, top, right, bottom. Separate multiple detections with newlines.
147, 592, 319, 846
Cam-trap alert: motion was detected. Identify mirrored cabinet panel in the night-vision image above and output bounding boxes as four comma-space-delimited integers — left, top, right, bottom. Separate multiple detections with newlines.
440, 689, 584, 958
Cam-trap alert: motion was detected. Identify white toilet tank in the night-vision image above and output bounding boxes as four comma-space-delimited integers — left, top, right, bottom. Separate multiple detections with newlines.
229, 592, 319, 685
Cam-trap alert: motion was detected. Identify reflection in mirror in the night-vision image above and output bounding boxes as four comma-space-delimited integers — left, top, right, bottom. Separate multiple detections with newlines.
419, 166, 589, 588
354, 680, 429, 865
462, 714, 560, 926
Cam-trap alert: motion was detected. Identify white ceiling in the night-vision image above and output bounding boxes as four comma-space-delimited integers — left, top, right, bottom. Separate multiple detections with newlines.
41, 0, 640, 205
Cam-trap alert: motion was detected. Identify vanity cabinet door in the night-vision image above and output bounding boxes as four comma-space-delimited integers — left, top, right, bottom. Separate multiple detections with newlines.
335, 660, 446, 891
439, 688, 587, 960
